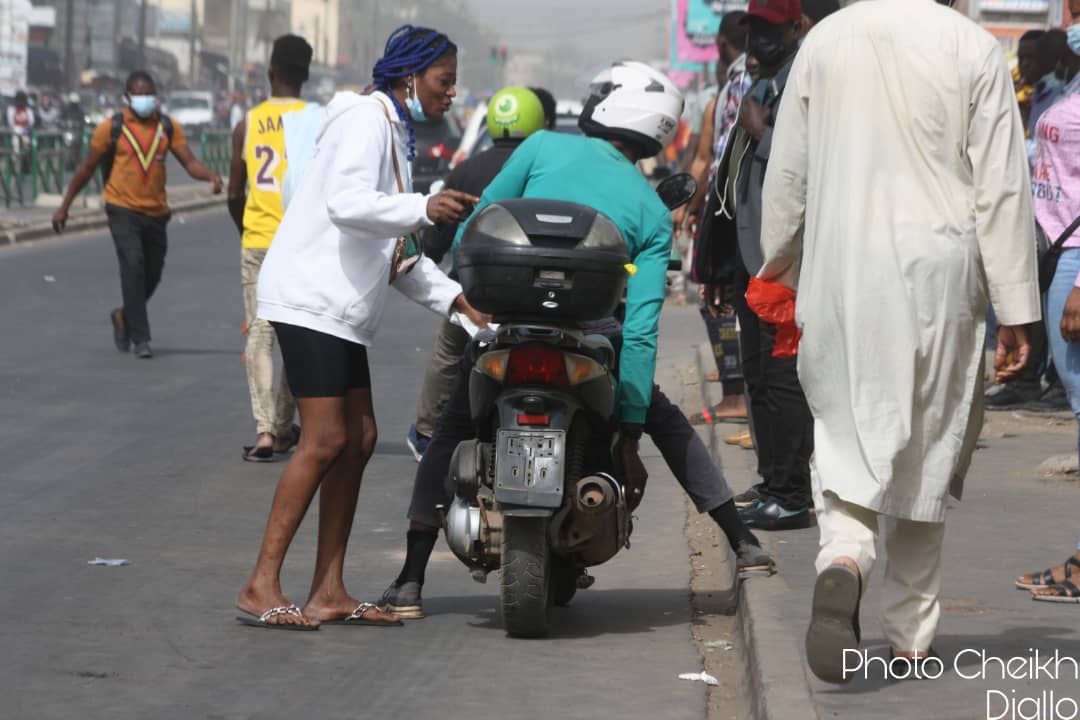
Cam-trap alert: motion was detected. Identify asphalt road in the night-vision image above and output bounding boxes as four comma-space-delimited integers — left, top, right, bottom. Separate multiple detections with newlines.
0, 210, 714, 720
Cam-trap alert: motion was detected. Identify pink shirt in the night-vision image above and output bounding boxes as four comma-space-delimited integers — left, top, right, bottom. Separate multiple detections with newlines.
1033, 85, 1080, 285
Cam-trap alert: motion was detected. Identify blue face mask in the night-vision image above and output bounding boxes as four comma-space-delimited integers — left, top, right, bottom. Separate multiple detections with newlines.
129, 94, 157, 118
407, 78, 427, 122
1069, 25, 1080, 59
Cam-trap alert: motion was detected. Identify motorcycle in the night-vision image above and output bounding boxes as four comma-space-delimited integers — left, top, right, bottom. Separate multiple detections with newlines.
444, 173, 697, 637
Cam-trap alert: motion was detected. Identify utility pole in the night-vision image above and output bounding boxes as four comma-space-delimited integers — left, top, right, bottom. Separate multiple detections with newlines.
63, 0, 75, 90
137, 0, 148, 70
189, 0, 198, 86
112, 0, 122, 73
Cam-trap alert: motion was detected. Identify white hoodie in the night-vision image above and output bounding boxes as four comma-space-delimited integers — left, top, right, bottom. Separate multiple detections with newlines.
257, 91, 462, 346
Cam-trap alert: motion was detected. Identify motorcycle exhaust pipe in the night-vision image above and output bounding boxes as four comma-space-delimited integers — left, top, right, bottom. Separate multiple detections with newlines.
575, 475, 616, 514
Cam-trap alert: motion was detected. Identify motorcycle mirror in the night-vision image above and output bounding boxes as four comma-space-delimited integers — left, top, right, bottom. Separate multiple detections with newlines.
656, 173, 697, 211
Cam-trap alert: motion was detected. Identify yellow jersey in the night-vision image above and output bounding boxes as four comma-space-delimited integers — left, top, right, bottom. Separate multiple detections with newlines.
242, 97, 307, 249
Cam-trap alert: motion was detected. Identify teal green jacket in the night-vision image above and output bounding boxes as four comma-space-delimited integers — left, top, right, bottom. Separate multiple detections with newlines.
452, 131, 673, 424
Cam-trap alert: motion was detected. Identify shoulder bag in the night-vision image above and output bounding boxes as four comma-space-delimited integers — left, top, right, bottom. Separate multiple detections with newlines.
380, 103, 424, 284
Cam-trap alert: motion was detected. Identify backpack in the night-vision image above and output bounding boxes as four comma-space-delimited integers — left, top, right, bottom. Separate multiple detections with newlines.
99, 112, 175, 184
280, 104, 325, 210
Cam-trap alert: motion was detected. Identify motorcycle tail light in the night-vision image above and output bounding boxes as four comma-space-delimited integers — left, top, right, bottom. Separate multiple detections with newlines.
564, 352, 607, 386
517, 414, 550, 426
478, 349, 510, 382
506, 343, 569, 388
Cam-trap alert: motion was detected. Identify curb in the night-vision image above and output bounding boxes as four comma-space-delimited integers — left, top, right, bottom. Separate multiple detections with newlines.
691, 343, 821, 720
1, 196, 226, 246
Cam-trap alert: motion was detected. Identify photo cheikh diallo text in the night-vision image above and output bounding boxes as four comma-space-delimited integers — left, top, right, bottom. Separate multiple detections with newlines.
844, 649, 1080, 720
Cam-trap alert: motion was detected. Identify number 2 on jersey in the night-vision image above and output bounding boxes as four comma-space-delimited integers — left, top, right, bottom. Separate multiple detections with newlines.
254, 145, 281, 191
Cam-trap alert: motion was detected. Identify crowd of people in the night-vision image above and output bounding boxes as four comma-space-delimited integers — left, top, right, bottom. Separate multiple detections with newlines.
42, 0, 1080, 687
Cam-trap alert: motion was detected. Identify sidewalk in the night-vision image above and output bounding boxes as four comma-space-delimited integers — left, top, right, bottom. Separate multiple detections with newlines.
691, 346, 1080, 720
1, 182, 224, 245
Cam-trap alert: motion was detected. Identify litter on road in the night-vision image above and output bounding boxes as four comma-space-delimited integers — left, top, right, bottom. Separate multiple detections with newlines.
87, 558, 130, 567
678, 672, 719, 686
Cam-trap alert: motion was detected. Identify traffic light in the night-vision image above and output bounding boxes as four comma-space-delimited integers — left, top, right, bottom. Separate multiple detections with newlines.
500, 46, 508, 65
490, 46, 498, 65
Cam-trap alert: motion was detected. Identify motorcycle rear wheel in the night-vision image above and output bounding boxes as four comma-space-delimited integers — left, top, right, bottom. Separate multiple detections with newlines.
500, 515, 551, 638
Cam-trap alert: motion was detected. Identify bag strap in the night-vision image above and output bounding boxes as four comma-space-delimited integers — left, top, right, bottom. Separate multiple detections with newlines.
1050, 214, 1080, 254
379, 102, 405, 194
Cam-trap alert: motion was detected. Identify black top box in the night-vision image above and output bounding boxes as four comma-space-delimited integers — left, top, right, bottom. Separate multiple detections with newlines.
457, 199, 629, 323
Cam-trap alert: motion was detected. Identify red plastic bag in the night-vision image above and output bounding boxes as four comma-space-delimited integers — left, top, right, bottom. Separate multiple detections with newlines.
745, 277, 802, 358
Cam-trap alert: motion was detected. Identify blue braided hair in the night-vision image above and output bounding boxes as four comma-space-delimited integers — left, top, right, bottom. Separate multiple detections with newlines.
372, 25, 456, 161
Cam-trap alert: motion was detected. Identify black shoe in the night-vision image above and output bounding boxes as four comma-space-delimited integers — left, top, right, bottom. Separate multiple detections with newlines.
806, 565, 862, 684
739, 500, 814, 531
985, 382, 1041, 410
1025, 384, 1070, 413
110, 309, 130, 352
733, 486, 764, 508
735, 540, 776, 577
133, 342, 153, 359
380, 580, 423, 619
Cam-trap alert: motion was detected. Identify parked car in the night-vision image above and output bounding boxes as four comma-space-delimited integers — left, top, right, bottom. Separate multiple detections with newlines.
165, 91, 215, 137
412, 115, 462, 194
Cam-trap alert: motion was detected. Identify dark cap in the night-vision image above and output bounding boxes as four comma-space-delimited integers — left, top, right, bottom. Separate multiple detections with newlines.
741, 0, 804, 25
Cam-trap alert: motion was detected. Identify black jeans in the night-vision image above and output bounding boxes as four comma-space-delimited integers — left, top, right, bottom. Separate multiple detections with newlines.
733, 261, 813, 510
106, 204, 169, 345
407, 340, 736, 528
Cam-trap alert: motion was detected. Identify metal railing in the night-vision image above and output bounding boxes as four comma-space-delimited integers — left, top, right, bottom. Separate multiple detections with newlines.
30, 131, 66, 199
200, 129, 232, 178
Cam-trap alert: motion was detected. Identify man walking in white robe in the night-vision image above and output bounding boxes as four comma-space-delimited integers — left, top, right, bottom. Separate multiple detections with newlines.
757, 0, 1041, 683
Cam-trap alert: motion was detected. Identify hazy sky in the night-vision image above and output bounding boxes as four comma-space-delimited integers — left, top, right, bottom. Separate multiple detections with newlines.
461, 0, 670, 95
465, 0, 669, 66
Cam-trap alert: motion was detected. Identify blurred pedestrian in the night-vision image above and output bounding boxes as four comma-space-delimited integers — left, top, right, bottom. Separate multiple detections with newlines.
757, 0, 1039, 681
713, 0, 816, 530
51, 71, 223, 359
6, 90, 35, 133
1015, 30, 1043, 129
1031, 30, 1068, 132
679, 11, 751, 428
227, 35, 313, 462
235, 25, 485, 630
38, 94, 60, 128
1016, 19, 1080, 605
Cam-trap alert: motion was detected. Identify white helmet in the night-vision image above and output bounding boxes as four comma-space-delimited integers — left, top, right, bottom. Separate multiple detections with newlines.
578, 61, 684, 158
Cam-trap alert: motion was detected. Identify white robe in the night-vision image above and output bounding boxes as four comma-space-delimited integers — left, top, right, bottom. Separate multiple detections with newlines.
758, 0, 1042, 523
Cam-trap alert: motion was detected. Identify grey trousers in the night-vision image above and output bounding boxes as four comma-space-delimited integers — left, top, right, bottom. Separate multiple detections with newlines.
414, 318, 470, 438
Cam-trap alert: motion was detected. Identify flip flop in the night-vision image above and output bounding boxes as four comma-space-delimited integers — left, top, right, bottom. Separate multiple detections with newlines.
274, 424, 302, 455
236, 605, 318, 631
806, 564, 862, 684
320, 602, 404, 627
242, 445, 277, 463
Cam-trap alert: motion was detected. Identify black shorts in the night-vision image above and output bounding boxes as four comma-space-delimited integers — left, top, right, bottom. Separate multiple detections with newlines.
272, 322, 372, 398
